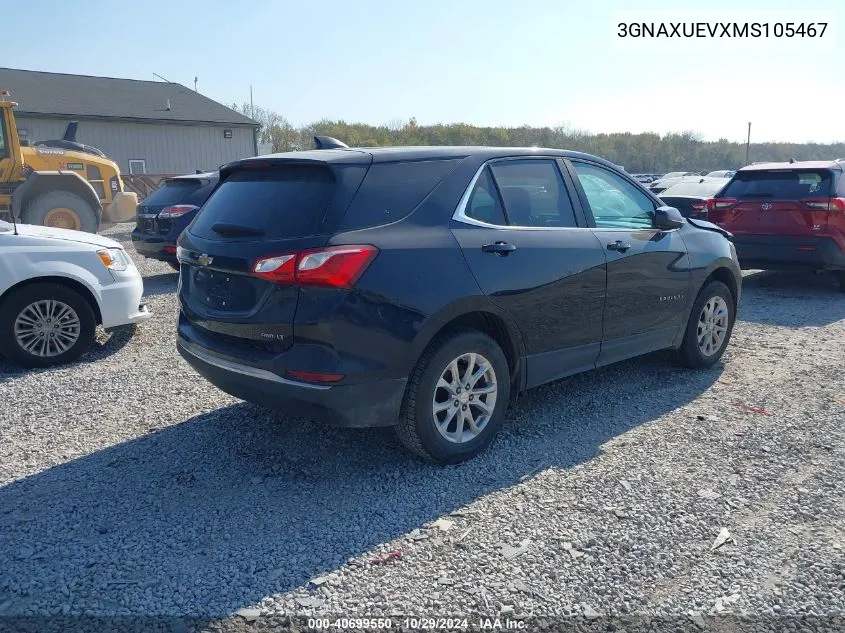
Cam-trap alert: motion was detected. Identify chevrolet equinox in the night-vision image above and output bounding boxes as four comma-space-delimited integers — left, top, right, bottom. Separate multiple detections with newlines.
176, 142, 741, 463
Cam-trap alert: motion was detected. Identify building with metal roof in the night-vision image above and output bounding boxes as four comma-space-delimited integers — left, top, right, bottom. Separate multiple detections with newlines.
0, 67, 259, 176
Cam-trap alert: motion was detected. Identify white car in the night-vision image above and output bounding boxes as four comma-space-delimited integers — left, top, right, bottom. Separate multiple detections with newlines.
0, 219, 151, 368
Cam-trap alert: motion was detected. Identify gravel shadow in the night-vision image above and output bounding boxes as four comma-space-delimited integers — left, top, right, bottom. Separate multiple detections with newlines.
738, 271, 845, 327
102, 228, 135, 243
143, 273, 179, 297
0, 351, 721, 618
0, 324, 137, 385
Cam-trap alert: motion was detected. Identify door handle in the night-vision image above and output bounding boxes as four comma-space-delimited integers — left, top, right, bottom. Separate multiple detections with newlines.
606, 240, 631, 253
482, 241, 517, 256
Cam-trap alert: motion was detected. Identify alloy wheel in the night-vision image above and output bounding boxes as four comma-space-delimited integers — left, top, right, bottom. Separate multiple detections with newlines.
432, 352, 498, 443
697, 296, 729, 357
13, 299, 82, 357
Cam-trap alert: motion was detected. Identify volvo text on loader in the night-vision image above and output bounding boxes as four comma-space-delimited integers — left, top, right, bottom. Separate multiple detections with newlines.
0, 91, 137, 233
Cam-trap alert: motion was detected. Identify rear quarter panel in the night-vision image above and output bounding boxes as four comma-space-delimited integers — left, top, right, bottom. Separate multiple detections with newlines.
301, 157, 518, 382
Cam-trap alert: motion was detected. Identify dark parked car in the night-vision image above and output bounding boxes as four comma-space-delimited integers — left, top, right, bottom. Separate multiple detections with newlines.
707, 160, 845, 291
659, 178, 731, 219
131, 172, 218, 269
176, 144, 741, 463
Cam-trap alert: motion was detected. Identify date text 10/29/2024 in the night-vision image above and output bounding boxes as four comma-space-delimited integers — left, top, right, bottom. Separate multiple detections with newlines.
308, 617, 527, 630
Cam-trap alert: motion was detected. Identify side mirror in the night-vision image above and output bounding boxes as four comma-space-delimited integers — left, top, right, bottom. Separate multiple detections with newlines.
653, 205, 685, 230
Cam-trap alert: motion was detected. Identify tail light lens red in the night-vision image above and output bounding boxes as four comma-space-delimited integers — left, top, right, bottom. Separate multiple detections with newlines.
802, 198, 845, 211
706, 198, 737, 211
253, 245, 378, 288
159, 204, 198, 219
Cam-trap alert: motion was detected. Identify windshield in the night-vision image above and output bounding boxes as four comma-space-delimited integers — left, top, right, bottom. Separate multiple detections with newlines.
721, 170, 833, 200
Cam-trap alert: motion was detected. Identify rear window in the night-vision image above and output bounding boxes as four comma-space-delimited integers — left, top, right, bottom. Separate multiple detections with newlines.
722, 169, 833, 200
339, 159, 460, 230
190, 165, 335, 240
144, 180, 203, 206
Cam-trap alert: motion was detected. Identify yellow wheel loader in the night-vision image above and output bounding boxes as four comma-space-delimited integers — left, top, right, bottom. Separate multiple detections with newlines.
0, 93, 137, 233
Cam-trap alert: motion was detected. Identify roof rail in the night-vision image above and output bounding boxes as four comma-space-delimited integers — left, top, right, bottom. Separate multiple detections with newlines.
314, 136, 349, 150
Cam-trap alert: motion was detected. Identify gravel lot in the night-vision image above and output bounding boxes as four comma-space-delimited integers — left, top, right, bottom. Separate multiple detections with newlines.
1, 224, 844, 632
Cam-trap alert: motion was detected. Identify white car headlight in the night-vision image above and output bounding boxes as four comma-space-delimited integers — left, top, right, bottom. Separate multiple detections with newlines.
97, 248, 129, 272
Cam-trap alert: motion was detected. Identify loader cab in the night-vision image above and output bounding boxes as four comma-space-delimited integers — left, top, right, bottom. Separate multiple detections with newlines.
0, 97, 25, 221
0, 97, 24, 185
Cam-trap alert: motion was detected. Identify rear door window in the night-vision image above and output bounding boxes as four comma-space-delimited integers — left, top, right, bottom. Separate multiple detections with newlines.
190, 165, 336, 240
489, 159, 578, 227
464, 167, 507, 225
722, 170, 833, 200
340, 159, 460, 230
144, 180, 203, 206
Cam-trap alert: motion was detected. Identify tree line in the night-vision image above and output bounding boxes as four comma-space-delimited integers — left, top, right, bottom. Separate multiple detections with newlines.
233, 103, 845, 174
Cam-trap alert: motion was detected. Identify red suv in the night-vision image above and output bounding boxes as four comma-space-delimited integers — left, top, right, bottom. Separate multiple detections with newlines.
707, 160, 845, 291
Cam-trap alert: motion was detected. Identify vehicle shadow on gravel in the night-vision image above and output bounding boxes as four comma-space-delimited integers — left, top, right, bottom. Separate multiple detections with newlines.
102, 228, 135, 243
737, 271, 845, 327
143, 272, 179, 297
0, 352, 721, 617
0, 324, 136, 385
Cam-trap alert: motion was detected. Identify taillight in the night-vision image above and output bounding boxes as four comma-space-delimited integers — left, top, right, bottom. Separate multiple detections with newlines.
689, 201, 707, 216
159, 205, 198, 219
706, 198, 737, 211
802, 198, 845, 211
253, 245, 378, 288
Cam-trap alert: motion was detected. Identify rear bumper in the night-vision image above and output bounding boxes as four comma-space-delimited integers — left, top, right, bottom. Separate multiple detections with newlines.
177, 335, 407, 428
732, 235, 845, 270
131, 231, 178, 262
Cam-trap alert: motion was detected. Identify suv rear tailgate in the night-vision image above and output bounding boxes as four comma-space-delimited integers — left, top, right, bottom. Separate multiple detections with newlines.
713, 169, 834, 236
177, 156, 371, 348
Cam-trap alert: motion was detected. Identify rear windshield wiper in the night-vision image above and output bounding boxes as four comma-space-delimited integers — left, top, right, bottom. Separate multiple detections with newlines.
210, 222, 265, 237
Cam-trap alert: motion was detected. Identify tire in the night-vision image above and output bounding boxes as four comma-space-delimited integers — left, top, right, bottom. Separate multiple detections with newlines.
21, 191, 99, 233
674, 280, 735, 369
836, 271, 845, 293
0, 282, 97, 368
168, 261, 181, 272
396, 330, 511, 464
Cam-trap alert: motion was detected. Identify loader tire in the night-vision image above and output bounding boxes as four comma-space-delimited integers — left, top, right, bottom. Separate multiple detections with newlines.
21, 191, 99, 233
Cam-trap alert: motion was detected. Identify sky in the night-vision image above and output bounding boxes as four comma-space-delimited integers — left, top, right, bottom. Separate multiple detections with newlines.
2, 0, 842, 144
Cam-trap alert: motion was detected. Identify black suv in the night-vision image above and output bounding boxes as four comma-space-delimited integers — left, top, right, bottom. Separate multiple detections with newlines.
176, 144, 741, 463
132, 172, 218, 270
